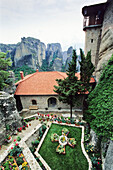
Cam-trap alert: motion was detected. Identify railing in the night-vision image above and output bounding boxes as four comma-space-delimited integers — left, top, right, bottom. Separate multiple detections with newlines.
83, 15, 103, 29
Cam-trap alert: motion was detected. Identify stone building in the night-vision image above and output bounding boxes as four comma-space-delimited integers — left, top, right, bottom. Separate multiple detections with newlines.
82, 0, 113, 81
14, 70, 95, 114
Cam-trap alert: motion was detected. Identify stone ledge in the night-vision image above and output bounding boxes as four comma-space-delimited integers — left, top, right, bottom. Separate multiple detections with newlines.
19, 141, 42, 170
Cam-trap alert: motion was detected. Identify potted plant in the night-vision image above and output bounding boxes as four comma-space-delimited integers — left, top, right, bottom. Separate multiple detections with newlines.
17, 127, 22, 132
17, 136, 21, 142
23, 126, 26, 130
5, 134, 12, 143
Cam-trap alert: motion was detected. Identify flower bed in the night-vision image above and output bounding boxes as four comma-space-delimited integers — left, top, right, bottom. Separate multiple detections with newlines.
51, 133, 59, 142
67, 138, 76, 148
62, 128, 69, 136
1, 140, 31, 170
56, 144, 65, 154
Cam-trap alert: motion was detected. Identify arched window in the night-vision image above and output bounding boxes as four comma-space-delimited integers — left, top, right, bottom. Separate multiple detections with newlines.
48, 97, 57, 107
32, 100, 37, 105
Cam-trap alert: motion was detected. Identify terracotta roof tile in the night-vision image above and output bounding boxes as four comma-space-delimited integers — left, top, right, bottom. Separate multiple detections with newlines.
14, 71, 95, 95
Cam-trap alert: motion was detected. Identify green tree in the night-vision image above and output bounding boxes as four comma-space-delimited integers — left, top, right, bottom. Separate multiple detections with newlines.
12, 65, 35, 82
0, 52, 11, 90
54, 50, 84, 119
85, 55, 113, 139
79, 49, 95, 90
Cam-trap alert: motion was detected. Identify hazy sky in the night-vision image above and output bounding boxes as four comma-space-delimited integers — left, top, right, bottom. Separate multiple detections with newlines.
0, 0, 106, 52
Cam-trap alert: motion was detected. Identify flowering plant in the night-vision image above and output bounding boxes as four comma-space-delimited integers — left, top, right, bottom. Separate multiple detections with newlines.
85, 144, 94, 153
23, 126, 26, 130
51, 133, 59, 141
67, 138, 76, 146
17, 127, 22, 132
5, 134, 11, 140
56, 145, 65, 154
60, 136, 66, 143
10, 142, 22, 156
62, 128, 69, 135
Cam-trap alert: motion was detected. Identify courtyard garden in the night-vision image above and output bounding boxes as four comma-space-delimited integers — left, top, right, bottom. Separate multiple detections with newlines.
39, 123, 88, 170
0, 113, 103, 170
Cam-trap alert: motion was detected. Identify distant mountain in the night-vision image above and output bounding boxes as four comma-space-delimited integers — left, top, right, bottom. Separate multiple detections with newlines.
0, 37, 80, 72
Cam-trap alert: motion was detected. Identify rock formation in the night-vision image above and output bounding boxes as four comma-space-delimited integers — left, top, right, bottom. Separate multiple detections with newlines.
64, 46, 73, 70
46, 43, 63, 71
3, 71, 16, 94
0, 92, 22, 145
104, 140, 113, 170
96, 0, 113, 81
0, 37, 80, 72
11, 37, 46, 69
64, 46, 80, 71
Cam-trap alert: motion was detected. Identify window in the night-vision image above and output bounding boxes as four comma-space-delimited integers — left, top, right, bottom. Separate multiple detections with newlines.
48, 97, 57, 107
91, 39, 93, 43
32, 100, 37, 105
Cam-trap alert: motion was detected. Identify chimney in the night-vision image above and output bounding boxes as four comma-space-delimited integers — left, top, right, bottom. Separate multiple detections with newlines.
20, 71, 24, 79
36, 69, 39, 72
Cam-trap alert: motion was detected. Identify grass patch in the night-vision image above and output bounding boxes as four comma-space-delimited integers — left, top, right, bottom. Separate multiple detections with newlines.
39, 124, 88, 170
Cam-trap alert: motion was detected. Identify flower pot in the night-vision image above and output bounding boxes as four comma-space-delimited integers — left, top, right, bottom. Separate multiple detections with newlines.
7, 136, 12, 143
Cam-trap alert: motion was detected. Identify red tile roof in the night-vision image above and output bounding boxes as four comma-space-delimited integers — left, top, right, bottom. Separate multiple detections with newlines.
14, 71, 95, 95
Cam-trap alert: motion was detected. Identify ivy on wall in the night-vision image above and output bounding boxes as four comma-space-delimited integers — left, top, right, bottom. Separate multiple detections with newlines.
85, 55, 113, 140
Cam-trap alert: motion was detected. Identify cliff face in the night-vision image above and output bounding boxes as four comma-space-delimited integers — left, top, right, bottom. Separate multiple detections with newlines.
46, 43, 63, 71
65, 46, 73, 70
0, 37, 81, 72
0, 92, 22, 145
96, 0, 113, 81
12, 37, 46, 69
0, 37, 69, 71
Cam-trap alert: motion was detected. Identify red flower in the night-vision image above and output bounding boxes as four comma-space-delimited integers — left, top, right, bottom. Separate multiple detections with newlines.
23, 126, 25, 128
19, 154, 21, 157
11, 147, 13, 149
98, 162, 100, 165
26, 124, 28, 127
14, 139, 16, 142
15, 143, 18, 146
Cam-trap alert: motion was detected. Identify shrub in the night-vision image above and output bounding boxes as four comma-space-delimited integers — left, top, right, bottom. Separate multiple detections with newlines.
17, 136, 21, 142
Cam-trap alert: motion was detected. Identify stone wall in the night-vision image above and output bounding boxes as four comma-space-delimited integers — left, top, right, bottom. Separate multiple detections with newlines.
0, 92, 22, 145
20, 95, 83, 110
84, 27, 102, 69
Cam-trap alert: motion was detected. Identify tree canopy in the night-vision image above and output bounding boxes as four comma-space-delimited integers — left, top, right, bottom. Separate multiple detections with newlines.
84, 55, 113, 140
54, 49, 94, 118
79, 49, 95, 90
0, 52, 11, 90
